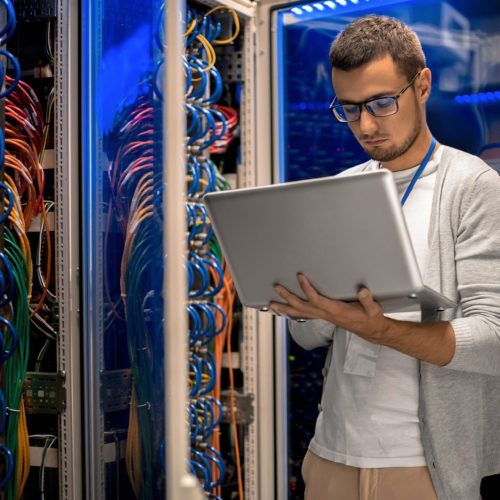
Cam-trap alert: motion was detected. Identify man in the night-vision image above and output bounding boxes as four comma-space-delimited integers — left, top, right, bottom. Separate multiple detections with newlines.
269, 15, 500, 500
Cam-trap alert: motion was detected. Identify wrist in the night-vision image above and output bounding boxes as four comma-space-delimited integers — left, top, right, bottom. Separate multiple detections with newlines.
374, 316, 399, 346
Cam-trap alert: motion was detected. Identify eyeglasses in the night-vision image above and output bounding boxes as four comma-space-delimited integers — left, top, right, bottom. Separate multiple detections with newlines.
329, 71, 421, 123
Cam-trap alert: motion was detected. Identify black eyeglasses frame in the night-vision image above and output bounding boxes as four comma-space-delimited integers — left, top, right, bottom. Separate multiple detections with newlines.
329, 71, 422, 123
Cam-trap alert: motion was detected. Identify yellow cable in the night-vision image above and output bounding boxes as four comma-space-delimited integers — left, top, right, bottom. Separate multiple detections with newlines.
185, 18, 196, 37
198, 34, 216, 69
16, 398, 30, 499
120, 172, 154, 301
205, 7, 240, 45
191, 34, 216, 82
125, 384, 141, 499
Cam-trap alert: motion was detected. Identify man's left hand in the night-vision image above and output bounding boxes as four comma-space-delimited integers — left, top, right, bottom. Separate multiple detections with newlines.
270, 273, 390, 345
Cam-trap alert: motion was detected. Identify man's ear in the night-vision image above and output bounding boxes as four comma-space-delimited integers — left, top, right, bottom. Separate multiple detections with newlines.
418, 67, 432, 104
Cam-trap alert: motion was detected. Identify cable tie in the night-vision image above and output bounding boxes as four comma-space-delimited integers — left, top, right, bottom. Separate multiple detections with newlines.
135, 401, 151, 411
6, 406, 19, 414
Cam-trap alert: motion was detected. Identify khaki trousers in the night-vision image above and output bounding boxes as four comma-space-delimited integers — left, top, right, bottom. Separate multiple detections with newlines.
302, 450, 438, 500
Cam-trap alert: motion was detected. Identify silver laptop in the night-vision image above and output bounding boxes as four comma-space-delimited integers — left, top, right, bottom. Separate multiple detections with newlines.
203, 170, 456, 314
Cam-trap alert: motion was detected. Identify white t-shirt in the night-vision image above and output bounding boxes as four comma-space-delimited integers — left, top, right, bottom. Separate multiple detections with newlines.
308, 146, 442, 468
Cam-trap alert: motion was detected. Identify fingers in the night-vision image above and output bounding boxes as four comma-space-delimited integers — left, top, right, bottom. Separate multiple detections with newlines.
273, 282, 306, 309
357, 288, 379, 316
270, 282, 309, 318
269, 302, 312, 320
297, 273, 320, 301
272, 274, 333, 313
271, 275, 328, 320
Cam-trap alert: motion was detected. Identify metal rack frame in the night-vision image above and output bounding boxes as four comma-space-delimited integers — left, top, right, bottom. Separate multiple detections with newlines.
56, 0, 83, 497
181, 2, 277, 498
255, 2, 305, 499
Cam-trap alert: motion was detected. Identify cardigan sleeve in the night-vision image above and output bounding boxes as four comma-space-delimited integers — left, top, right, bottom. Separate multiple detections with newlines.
445, 169, 500, 376
288, 319, 335, 350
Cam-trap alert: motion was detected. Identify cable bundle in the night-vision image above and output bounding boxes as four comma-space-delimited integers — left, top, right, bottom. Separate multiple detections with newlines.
103, 96, 163, 499
5, 78, 55, 500
109, 4, 242, 497
182, 5, 243, 499
0, 2, 39, 497
3, 62, 53, 500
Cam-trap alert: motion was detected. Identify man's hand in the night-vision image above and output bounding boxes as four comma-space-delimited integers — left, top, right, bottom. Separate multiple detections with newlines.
270, 273, 390, 345
269, 273, 456, 366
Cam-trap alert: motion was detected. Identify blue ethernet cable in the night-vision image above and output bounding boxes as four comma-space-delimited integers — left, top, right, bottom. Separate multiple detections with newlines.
199, 351, 216, 395
193, 398, 210, 436
190, 457, 210, 490
0, 181, 14, 223
0, 49, 20, 98
186, 103, 202, 142
0, 0, 16, 45
0, 444, 13, 490
187, 157, 201, 197
206, 396, 223, 429
188, 252, 210, 298
200, 398, 214, 437
200, 159, 217, 191
209, 107, 228, 142
201, 66, 223, 105
0, 316, 18, 363
0, 253, 14, 306
201, 253, 224, 297
206, 302, 226, 337
191, 448, 212, 488
205, 444, 226, 488
189, 403, 200, 443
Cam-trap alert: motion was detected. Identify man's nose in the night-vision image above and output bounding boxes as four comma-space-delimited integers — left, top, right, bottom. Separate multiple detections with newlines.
358, 106, 379, 135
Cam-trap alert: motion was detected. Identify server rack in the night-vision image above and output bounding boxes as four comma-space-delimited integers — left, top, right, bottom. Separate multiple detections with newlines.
82, 0, 278, 499
0, 0, 82, 498
2, 0, 497, 499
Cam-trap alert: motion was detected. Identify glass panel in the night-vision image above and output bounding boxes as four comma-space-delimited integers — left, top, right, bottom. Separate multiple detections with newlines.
275, 1, 500, 498
83, 2, 243, 498
83, 0, 165, 497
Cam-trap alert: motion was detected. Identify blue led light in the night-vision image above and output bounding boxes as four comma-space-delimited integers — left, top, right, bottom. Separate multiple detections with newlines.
455, 90, 500, 105
285, 0, 413, 23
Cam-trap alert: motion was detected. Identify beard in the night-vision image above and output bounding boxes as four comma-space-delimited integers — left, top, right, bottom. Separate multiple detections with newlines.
362, 111, 422, 162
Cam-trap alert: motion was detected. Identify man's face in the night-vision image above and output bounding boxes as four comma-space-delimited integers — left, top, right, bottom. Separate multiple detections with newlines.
332, 55, 425, 162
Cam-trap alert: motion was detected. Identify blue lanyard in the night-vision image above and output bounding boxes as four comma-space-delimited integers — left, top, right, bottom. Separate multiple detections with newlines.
400, 137, 437, 207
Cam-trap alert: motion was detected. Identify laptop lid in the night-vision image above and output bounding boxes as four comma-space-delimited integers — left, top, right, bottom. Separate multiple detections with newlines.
204, 170, 455, 313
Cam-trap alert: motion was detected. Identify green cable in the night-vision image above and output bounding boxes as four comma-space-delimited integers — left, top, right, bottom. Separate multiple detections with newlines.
209, 164, 231, 262
3, 227, 30, 500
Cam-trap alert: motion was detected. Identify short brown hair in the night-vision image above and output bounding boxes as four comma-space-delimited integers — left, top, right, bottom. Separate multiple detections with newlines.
329, 15, 426, 80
